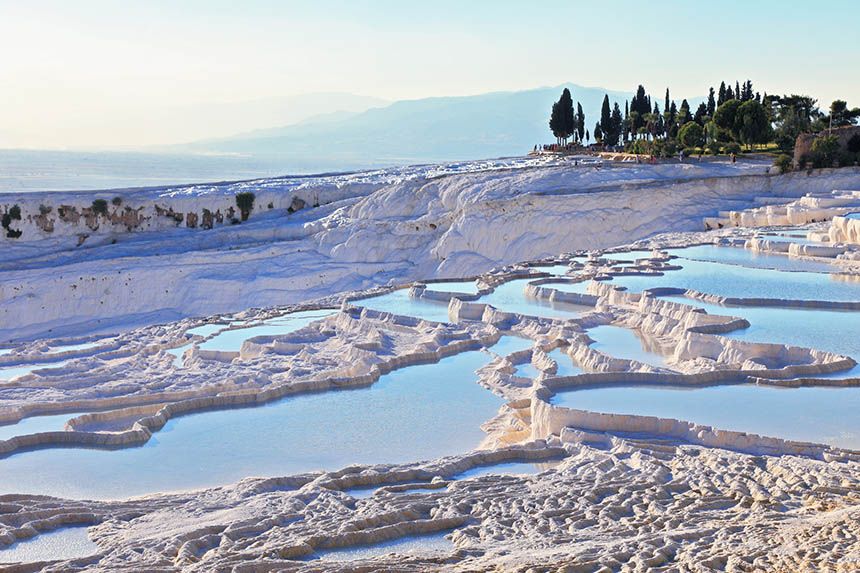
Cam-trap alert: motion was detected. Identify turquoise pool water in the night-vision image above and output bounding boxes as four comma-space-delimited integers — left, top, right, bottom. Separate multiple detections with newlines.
587, 325, 672, 369
0, 360, 70, 382
185, 323, 226, 337
0, 347, 508, 499
551, 383, 860, 450
610, 257, 860, 302
514, 362, 542, 379
356, 290, 453, 323
47, 340, 104, 353
667, 245, 837, 273
198, 311, 334, 351
311, 532, 452, 561
0, 413, 72, 442
546, 348, 584, 377
845, 213, 860, 220
454, 460, 560, 479
487, 336, 535, 357
478, 278, 591, 319
0, 526, 97, 564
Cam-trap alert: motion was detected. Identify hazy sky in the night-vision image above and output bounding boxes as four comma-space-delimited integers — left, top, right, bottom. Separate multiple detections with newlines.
2, 0, 858, 148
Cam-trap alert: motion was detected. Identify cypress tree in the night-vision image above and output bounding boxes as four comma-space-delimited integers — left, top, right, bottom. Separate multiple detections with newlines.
664, 88, 670, 119
726, 85, 734, 101
594, 122, 602, 143
609, 102, 623, 146
694, 102, 708, 125
560, 88, 575, 144
549, 101, 562, 143
576, 102, 585, 143
624, 100, 630, 142
600, 95, 611, 142
718, 82, 726, 107
679, 99, 691, 125
668, 101, 678, 137
707, 87, 716, 117
735, 81, 741, 102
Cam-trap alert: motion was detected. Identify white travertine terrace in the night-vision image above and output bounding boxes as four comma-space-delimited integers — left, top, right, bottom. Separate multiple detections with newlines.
3, 162, 860, 570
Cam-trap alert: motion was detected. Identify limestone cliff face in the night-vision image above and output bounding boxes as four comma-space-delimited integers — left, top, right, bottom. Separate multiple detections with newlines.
2, 162, 859, 341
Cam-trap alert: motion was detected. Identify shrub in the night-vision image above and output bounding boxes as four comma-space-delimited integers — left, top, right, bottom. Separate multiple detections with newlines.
112, 196, 123, 206
235, 192, 256, 221
837, 151, 857, 167
8, 205, 21, 220
774, 154, 793, 174
798, 154, 809, 169
707, 141, 722, 155
91, 199, 108, 216
724, 142, 741, 155
39, 204, 52, 215
812, 135, 839, 167
847, 133, 860, 154
662, 140, 678, 157
679, 122, 705, 149
0, 213, 9, 229
809, 151, 830, 169
682, 147, 699, 158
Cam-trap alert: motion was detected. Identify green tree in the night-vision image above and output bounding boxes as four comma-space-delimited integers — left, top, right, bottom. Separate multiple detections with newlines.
828, 100, 860, 127
718, 82, 727, 107
560, 88, 575, 143
235, 192, 256, 221
593, 122, 602, 143
576, 102, 585, 143
713, 99, 742, 141
736, 100, 771, 150
707, 87, 716, 117
600, 95, 611, 143
607, 102, 623, 146
677, 99, 691, 126
679, 122, 705, 149
693, 102, 708, 125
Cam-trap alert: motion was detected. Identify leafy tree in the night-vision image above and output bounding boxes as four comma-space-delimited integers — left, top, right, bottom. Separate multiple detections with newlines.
600, 95, 612, 143
576, 102, 585, 143
594, 122, 602, 143
726, 84, 734, 101
91, 199, 108, 216
736, 100, 771, 150
560, 88, 575, 142
718, 82, 727, 107
606, 102, 623, 145
549, 101, 562, 142
694, 102, 708, 125
772, 94, 819, 152
828, 100, 860, 127
707, 87, 716, 117
677, 99, 691, 125
679, 122, 705, 148
235, 192, 256, 221
713, 99, 742, 141
811, 135, 839, 165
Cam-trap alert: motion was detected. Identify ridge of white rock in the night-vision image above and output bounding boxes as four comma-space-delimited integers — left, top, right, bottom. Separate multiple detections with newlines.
4, 160, 860, 342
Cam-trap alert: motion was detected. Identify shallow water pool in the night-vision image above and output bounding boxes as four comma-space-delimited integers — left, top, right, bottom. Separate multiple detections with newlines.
356, 290, 453, 323
198, 311, 334, 351
0, 360, 70, 382
454, 460, 560, 479
0, 526, 97, 564
478, 278, 591, 319
546, 348, 584, 377
587, 325, 672, 369
311, 531, 452, 561
0, 413, 72, 442
551, 383, 860, 450
0, 346, 509, 499
669, 245, 837, 273
611, 257, 860, 302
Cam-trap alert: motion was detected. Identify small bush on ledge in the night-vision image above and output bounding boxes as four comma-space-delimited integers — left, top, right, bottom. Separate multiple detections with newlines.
774, 154, 793, 174
92, 199, 108, 216
235, 192, 256, 221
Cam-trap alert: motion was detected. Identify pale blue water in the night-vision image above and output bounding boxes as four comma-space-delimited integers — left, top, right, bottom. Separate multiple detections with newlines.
756, 234, 818, 246
0, 526, 97, 564
487, 336, 534, 357
423, 280, 480, 293
0, 413, 71, 441
311, 532, 452, 561
587, 325, 672, 369
356, 290, 452, 323
545, 280, 592, 295
0, 347, 506, 499
455, 460, 560, 479
514, 362, 542, 379
185, 323, 227, 338
166, 344, 192, 367
610, 257, 860, 302
551, 383, 860, 449
845, 213, 860, 220
546, 348, 584, 377
478, 278, 591, 319
668, 245, 837, 273
198, 311, 334, 351
0, 360, 70, 382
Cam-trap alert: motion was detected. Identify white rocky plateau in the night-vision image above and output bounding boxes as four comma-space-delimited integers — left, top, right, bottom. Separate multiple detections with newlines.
1, 158, 860, 571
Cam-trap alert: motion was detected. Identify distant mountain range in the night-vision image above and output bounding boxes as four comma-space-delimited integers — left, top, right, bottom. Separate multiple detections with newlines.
177, 84, 706, 169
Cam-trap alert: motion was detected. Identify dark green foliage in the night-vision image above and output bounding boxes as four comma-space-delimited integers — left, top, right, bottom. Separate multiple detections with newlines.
837, 151, 856, 167
812, 135, 839, 166
774, 154, 793, 174
604, 102, 623, 146
713, 99, 742, 141
847, 134, 860, 154
8, 205, 21, 220
724, 142, 742, 155
662, 139, 678, 157
828, 100, 860, 127
1, 213, 9, 229
2, 205, 21, 238
736, 100, 771, 150
235, 192, 256, 221
112, 196, 122, 206
694, 102, 708, 125
39, 204, 52, 215
682, 147, 699, 157
678, 99, 691, 125
549, 88, 575, 144
679, 122, 705, 148
707, 87, 716, 117
798, 154, 809, 169
593, 122, 602, 143
91, 199, 108, 216
718, 82, 727, 107
576, 102, 585, 142
600, 95, 611, 143
707, 141, 722, 155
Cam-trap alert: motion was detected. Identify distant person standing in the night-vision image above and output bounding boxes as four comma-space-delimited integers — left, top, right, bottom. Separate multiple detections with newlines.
679, 149, 684, 163
731, 152, 736, 164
